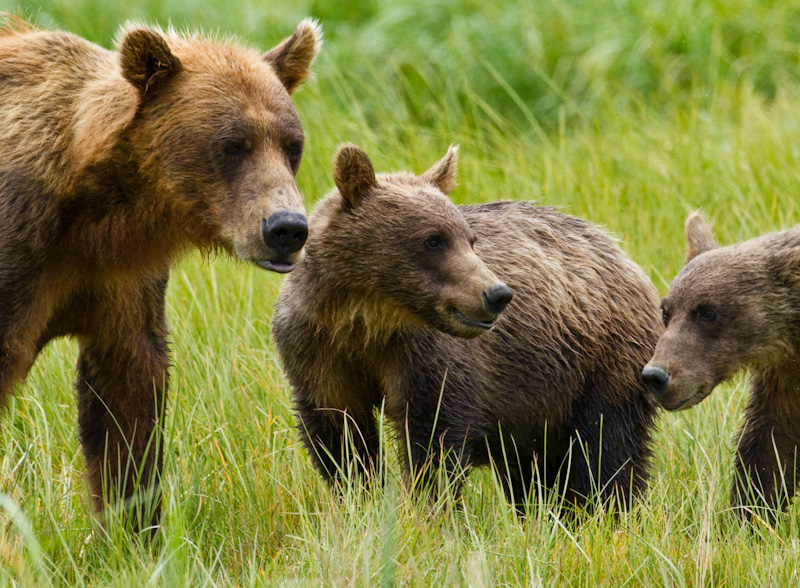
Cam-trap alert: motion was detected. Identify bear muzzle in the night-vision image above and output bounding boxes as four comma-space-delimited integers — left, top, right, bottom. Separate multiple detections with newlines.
257, 211, 309, 273
482, 283, 513, 316
641, 365, 670, 398
449, 282, 513, 334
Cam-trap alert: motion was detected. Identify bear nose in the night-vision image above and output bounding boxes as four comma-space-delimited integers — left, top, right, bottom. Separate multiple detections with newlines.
262, 211, 308, 255
482, 283, 513, 316
641, 365, 670, 397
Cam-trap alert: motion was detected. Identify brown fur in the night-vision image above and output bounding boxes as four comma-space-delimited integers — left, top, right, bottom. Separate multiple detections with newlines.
644, 213, 800, 519
0, 17, 321, 531
273, 145, 662, 511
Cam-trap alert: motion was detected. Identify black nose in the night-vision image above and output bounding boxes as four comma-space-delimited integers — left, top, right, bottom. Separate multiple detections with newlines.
641, 365, 670, 396
262, 211, 308, 255
482, 283, 513, 315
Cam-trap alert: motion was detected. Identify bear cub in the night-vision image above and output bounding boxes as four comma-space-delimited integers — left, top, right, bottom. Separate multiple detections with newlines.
274, 144, 663, 510
643, 213, 800, 519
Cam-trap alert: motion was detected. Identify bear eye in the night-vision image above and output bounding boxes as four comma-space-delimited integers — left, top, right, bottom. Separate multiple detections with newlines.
285, 142, 303, 172
424, 235, 445, 251
662, 309, 670, 326
223, 139, 250, 157
695, 304, 717, 323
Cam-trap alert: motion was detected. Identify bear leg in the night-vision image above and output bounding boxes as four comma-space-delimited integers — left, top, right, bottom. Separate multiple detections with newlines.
295, 394, 380, 486
75, 276, 170, 535
732, 367, 800, 522
400, 397, 478, 502
565, 378, 655, 511
77, 332, 169, 534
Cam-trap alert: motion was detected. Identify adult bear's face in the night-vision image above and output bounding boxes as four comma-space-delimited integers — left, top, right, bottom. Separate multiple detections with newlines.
118, 21, 320, 273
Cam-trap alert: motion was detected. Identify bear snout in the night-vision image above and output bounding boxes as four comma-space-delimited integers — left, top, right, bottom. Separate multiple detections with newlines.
482, 283, 513, 316
641, 365, 670, 397
262, 211, 309, 255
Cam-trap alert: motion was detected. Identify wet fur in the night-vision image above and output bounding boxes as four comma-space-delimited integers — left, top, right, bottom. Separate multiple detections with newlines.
648, 214, 800, 519
0, 16, 319, 531
274, 152, 662, 511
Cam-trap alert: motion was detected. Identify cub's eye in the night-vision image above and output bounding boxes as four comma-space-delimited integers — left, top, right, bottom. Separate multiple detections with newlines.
696, 305, 717, 323
223, 140, 249, 157
662, 310, 670, 326
424, 235, 445, 251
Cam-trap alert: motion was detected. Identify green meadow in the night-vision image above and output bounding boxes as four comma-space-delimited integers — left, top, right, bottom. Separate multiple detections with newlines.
2, 0, 800, 585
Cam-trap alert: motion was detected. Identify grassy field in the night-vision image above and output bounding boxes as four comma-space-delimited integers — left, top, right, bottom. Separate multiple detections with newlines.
2, 0, 800, 585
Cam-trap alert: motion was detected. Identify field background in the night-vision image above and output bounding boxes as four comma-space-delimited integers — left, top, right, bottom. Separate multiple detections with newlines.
1, 0, 800, 586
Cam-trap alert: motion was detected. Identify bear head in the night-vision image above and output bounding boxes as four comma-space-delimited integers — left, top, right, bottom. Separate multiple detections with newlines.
642, 212, 800, 410
117, 20, 321, 272
302, 144, 512, 339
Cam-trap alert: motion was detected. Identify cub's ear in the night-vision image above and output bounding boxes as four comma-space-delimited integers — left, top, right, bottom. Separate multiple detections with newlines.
333, 143, 378, 210
771, 247, 800, 289
263, 19, 322, 94
421, 145, 459, 195
685, 211, 719, 264
119, 27, 181, 97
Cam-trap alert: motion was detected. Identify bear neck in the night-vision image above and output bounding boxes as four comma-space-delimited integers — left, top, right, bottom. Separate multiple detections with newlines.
52, 135, 195, 275
296, 254, 425, 350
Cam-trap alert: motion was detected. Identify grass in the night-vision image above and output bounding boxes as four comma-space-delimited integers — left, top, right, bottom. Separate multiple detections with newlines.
1, 0, 800, 585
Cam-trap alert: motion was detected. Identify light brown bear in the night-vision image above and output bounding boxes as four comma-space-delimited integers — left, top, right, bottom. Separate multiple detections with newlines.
273, 144, 663, 511
0, 16, 320, 531
643, 213, 800, 519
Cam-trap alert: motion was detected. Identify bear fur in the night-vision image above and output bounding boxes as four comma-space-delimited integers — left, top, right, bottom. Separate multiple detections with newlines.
643, 213, 800, 518
273, 145, 663, 510
0, 16, 320, 530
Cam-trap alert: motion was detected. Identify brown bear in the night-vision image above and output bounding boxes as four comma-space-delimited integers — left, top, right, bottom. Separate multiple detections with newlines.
642, 213, 800, 519
273, 144, 663, 511
0, 16, 320, 531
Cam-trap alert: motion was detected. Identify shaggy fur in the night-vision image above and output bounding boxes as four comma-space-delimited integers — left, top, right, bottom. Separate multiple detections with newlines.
273, 145, 662, 510
0, 16, 320, 531
644, 213, 800, 518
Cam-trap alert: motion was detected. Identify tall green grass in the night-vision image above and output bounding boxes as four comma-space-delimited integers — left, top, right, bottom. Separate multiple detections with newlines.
1, 0, 800, 585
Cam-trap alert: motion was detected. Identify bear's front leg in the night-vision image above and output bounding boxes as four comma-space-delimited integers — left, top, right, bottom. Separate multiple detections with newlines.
76, 276, 170, 535
295, 392, 380, 486
732, 366, 800, 522
732, 421, 799, 522
399, 389, 477, 502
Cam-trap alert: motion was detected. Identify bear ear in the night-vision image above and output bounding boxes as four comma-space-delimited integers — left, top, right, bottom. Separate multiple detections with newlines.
263, 19, 322, 95
119, 27, 181, 98
421, 145, 459, 195
771, 247, 800, 289
685, 211, 719, 264
333, 143, 378, 209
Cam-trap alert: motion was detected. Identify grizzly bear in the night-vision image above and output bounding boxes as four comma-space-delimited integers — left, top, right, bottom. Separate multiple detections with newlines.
273, 144, 663, 511
642, 213, 800, 519
0, 16, 320, 531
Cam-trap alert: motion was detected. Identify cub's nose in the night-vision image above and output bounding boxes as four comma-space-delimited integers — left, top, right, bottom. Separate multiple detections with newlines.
262, 211, 308, 255
641, 365, 670, 397
482, 283, 513, 316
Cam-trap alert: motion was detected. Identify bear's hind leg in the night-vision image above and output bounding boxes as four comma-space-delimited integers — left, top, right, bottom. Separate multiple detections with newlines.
566, 376, 655, 512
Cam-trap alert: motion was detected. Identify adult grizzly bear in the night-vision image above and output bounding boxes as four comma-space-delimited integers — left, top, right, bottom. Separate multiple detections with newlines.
0, 16, 320, 530
273, 144, 662, 511
642, 213, 800, 520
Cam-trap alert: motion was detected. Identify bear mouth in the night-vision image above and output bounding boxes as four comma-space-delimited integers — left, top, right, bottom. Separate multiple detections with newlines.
451, 308, 494, 330
256, 259, 296, 273
659, 397, 689, 411
659, 383, 713, 412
